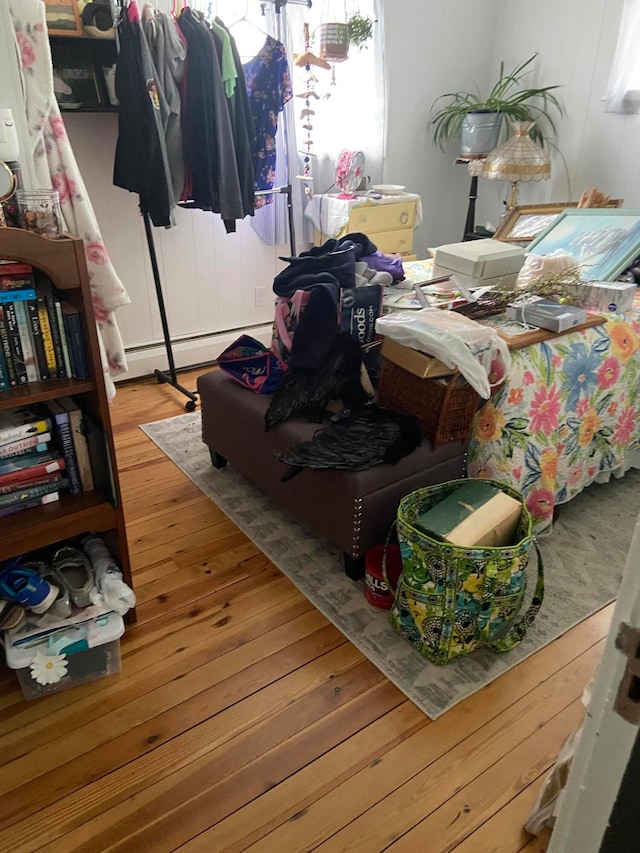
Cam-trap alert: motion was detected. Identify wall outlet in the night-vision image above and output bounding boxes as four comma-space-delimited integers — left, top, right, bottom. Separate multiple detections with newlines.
254, 287, 267, 307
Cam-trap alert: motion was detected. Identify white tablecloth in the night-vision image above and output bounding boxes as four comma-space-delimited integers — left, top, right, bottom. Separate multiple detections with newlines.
304, 192, 423, 239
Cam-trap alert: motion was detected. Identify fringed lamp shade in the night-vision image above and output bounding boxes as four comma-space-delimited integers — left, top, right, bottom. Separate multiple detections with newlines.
481, 121, 550, 209
483, 121, 551, 182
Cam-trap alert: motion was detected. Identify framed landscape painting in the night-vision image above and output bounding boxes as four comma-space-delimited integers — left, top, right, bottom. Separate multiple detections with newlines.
44, 1, 83, 37
527, 209, 640, 281
493, 200, 623, 245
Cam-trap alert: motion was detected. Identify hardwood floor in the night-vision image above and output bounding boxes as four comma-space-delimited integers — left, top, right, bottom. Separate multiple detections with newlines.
0, 369, 611, 852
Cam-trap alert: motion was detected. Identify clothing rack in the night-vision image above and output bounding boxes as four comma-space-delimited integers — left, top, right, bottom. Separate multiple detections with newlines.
113, 0, 298, 411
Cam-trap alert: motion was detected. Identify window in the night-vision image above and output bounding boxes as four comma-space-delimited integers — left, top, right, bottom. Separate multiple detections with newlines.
606, 0, 640, 114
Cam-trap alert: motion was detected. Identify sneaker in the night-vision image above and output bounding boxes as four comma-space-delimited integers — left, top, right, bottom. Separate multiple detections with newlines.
53, 547, 96, 608
0, 599, 26, 631
28, 561, 72, 620
0, 567, 59, 615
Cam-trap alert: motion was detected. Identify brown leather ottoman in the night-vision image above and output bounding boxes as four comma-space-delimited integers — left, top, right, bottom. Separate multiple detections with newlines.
197, 370, 466, 579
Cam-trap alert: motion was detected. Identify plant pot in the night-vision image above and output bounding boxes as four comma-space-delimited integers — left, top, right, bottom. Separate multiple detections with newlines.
461, 110, 503, 156
318, 22, 350, 63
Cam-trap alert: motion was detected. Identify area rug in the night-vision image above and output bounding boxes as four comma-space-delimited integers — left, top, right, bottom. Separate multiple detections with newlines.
141, 412, 640, 719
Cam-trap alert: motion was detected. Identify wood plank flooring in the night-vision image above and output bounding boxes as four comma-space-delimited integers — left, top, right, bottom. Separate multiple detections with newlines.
0, 369, 612, 852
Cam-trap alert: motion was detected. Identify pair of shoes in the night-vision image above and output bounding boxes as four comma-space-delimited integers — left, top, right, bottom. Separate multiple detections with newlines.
52, 547, 96, 609
25, 561, 72, 620
0, 563, 59, 615
0, 598, 26, 631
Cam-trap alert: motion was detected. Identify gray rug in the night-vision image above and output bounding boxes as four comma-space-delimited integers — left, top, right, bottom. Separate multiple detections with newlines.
141, 412, 640, 719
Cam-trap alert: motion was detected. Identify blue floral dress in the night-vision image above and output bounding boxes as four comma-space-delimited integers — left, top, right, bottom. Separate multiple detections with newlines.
243, 36, 292, 208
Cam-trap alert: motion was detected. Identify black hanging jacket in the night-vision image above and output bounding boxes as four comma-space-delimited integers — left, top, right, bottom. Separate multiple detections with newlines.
113, 5, 173, 227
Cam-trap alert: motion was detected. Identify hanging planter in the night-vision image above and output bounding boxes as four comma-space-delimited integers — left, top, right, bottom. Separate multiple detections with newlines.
318, 22, 350, 63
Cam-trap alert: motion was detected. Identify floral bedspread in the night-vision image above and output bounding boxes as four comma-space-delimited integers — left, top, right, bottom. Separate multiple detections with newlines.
467, 299, 640, 531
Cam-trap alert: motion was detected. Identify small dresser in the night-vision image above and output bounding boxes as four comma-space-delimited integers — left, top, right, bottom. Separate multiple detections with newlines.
305, 192, 421, 261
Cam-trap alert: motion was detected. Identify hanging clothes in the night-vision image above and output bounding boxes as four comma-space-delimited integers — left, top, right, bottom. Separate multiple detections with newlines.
216, 18, 256, 223
176, 8, 244, 232
243, 36, 292, 209
141, 6, 186, 203
113, 1, 174, 227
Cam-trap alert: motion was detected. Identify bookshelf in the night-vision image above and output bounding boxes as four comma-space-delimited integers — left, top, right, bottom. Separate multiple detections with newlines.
0, 228, 135, 621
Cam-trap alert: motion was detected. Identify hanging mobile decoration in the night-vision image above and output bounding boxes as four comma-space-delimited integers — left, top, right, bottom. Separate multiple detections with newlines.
294, 23, 328, 199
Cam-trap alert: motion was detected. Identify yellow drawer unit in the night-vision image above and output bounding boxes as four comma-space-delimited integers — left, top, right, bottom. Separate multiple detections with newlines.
348, 200, 417, 233
313, 195, 420, 258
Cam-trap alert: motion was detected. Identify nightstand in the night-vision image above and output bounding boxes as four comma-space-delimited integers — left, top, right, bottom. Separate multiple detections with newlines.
305, 192, 421, 261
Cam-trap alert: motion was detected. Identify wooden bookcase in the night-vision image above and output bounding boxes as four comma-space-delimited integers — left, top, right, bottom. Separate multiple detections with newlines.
0, 228, 135, 621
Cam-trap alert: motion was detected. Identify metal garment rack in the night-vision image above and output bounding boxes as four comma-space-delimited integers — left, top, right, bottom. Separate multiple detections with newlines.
115, 0, 303, 411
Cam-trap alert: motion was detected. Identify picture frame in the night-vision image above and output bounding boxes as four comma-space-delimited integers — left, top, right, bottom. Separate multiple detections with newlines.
493, 199, 623, 245
527, 208, 640, 281
44, 1, 83, 37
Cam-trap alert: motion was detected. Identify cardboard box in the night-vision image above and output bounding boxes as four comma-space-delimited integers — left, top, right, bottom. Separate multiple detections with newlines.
380, 337, 454, 379
414, 480, 522, 548
433, 240, 525, 280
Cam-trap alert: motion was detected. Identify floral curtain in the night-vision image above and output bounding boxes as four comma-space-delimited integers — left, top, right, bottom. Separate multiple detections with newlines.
9, 0, 130, 401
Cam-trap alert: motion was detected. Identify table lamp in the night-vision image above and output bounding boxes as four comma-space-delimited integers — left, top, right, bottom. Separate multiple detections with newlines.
481, 121, 551, 211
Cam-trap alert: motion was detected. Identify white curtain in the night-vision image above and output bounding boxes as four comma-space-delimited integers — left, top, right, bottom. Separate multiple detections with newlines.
285, 0, 385, 228
606, 0, 640, 113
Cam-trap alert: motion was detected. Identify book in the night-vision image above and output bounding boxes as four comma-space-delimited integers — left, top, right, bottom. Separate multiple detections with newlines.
25, 299, 49, 382
54, 299, 72, 378
44, 399, 82, 493
0, 263, 34, 291
0, 478, 67, 510
3, 302, 28, 385
0, 433, 52, 459
58, 397, 94, 491
0, 349, 9, 392
0, 470, 63, 495
61, 301, 89, 380
13, 300, 38, 383
0, 450, 65, 486
0, 306, 16, 387
0, 491, 59, 519
43, 289, 67, 378
0, 288, 37, 304
36, 294, 58, 377
0, 406, 51, 447
86, 413, 117, 506
414, 481, 522, 548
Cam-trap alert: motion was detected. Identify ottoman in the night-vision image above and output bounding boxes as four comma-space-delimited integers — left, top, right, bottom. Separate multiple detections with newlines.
197, 371, 466, 579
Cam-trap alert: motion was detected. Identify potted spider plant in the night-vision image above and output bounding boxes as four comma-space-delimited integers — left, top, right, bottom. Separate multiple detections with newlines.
430, 54, 563, 155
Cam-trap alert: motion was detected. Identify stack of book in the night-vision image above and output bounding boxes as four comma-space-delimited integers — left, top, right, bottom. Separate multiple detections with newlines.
0, 263, 89, 390
0, 398, 95, 518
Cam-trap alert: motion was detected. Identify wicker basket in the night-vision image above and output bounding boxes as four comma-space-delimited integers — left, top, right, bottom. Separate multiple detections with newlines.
318, 22, 350, 62
376, 359, 481, 446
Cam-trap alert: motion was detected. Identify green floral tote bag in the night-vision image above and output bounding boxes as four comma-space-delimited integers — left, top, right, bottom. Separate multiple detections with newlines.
386, 478, 544, 666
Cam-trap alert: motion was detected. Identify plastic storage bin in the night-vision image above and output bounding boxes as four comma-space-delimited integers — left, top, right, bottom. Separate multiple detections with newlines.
3, 611, 124, 700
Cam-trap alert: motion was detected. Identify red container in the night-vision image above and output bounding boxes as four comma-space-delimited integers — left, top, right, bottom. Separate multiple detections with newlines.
364, 544, 403, 609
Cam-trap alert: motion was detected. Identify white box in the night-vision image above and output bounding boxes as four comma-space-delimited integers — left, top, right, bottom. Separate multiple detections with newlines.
432, 239, 526, 279
507, 298, 587, 333
432, 266, 520, 292
4, 611, 124, 700
575, 281, 636, 314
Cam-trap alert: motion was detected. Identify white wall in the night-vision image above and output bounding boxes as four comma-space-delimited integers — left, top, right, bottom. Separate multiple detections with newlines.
382, 0, 637, 253
382, 0, 501, 254
474, 0, 635, 228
